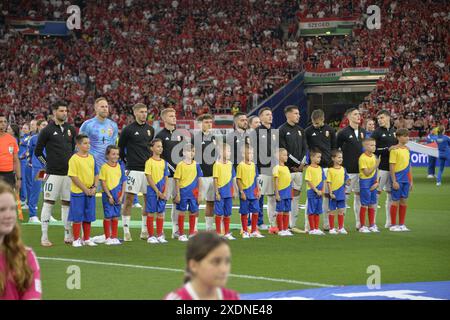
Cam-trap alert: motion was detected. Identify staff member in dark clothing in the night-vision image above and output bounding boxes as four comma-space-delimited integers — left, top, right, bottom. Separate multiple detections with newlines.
156, 107, 186, 238
279, 105, 307, 232
191, 114, 216, 233
336, 107, 368, 230
372, 109, 397, 228
118, 103, 155, 242
35, 101, 76, 247
305, 109, 336, 231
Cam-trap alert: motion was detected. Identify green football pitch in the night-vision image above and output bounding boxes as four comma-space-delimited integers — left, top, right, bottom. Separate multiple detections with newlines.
19, 167, 450, 299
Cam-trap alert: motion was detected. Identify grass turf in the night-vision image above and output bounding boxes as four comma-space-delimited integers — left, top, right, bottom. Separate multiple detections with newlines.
19, 167, 450, 299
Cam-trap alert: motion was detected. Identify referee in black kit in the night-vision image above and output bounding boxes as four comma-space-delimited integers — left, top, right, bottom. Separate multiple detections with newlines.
336, 107, 367, 230
371, 109, 397, 228
118, 103, 155, 242
304, 109, 336, 231
278, 105, 307, 233
155, 107, 186, 238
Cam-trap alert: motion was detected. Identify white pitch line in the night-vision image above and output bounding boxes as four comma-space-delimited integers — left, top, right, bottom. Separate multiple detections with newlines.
37, 256, 335, 288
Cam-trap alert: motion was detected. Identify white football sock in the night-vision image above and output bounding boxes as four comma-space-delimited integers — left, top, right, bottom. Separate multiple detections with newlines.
354, 194, 361, 229
205, 216, 214, 231
290, 195, 300, 228
141, 215, 147, 233
322, 197, 330, 229
122, 215, 131, 234
171, 205, 179, 234
385, 192, 392, 227
266, 195, 276, 227
61, 205, 72, 239
41, 202, 53, 241
304, 198, 309, 231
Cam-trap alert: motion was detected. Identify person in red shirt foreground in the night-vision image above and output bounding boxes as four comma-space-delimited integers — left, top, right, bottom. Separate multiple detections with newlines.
165, 231, 239, 300
0, 181, 41, 300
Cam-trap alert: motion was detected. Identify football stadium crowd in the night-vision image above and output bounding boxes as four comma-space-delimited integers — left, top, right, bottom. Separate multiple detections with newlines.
0, 0, 448, 132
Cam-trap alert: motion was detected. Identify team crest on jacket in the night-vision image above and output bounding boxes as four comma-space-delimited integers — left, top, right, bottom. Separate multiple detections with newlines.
107, 128, 113, 137
325, 131, 329, 137
360, 132, 364, 139
68, 130, 72, 137
298, 131, 302, 136
147, 130, 151, 136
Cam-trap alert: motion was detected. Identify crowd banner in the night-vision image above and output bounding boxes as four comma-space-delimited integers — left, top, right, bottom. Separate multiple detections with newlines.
304, 67, 389, 83
299, 17, 358, 36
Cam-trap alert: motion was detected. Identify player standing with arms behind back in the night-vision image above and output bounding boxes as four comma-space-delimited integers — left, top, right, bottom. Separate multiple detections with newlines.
118, 103, 155, 241
35, 101, 76, 247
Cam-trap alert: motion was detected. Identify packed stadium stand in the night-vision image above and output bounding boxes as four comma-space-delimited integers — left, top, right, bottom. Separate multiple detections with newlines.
0, 0, 448, 132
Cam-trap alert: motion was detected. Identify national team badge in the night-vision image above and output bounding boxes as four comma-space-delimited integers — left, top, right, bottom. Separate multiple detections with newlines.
147, 130, 151, 136
325, 131, 329, 137
8, 146, 13, 154
107, 128, 113, 137
272, 134, 276, 141
128, 186, 133, 191
45, 193, 51, 198
298, 131, 302, 136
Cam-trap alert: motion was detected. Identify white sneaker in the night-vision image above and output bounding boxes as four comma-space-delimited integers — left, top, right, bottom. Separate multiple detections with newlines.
258, 224, 269, 231
112, 238, 122, 245
329, 228, 338, 235
369, 225, 380, 233
178, 234, 189, 242
50, 216, 58, 222
436, 182, 441, 186
105, 238, 114, 245
242, 231, 250, 239
133, 203, 142, 208
84, 239, 98, 247
385, 223, 391, 229
147, 236, 159, 244
224, 233, 236, 240
284, 230, 294, 236
338, 228, 348, 235
308, 229, 318, 235
398, 225, 410, 232
389, 225, 401, 232
92, 235, 106, 244
171, 231, 180, 239
250, 231, 265, 238
359, 226, 371, 233
140, 231, 149, 240
316, 229, 326, 235
278, 230, 287, 236
124, 232, 133, 242
21, 204, 29, 210
427, 174, 435, 179
28, 216, 41, 223
157, 235, 168, 243
72, 239, 83, 248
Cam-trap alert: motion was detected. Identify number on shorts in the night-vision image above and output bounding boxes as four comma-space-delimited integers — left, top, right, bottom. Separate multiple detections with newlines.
127, 176, 136, 186
45, 183, 53, 192
258, 178, 264, 188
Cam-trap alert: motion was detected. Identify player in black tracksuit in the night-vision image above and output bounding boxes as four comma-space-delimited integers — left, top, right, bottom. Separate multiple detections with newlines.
279, 105, 308, 231
371, 110, 398, 227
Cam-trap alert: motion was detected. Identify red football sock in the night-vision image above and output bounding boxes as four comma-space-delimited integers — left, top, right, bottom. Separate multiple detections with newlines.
314, 214, 320, 230
189, 215, 196, 235
111, 218, 118, 239
359, 207, 367, 227
103, 219, 111, 239
241, 214, 248, 232
276, 214, 283, 231
146, 215, 154, 237
338, 214, 344, 230
215, 216, 222, 234
251, 213, 258, 233
328, 214, 335, 229
308, 215, 315, 230
224, 216, 231, 235
178, 214, 185, 235
283, 214, 289, 231
368, 207, 375, 226
73, 222, 81, 240
390, 204, 398, 225
156, 216, 164, 237
399, 205, 407, 225
82, 222, 91, 241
